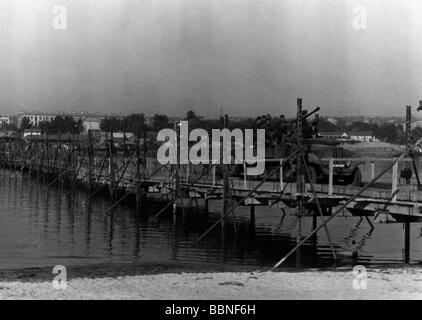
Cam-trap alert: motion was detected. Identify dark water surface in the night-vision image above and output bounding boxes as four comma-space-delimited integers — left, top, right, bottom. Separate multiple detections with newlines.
0, 169, 421, 270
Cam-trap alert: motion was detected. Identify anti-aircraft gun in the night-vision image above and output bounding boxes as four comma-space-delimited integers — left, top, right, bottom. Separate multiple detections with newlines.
244, 107, 362, 186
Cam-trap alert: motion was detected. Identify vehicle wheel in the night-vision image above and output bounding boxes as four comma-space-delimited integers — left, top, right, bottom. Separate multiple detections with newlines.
351, 168, 362, 186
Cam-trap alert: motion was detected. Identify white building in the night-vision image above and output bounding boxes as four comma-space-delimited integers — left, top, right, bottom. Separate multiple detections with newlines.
82, 117, 101, 132
23, 129, 42, 137
17, 112, 57, 128
348, 131, 378, 142
319, 131, 378, 142
17, 112, 109, 130
319, 132, 349, 141
0, 115, 10, 126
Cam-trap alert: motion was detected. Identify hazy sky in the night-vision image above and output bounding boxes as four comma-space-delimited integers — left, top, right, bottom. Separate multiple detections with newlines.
0, 0, 421, 117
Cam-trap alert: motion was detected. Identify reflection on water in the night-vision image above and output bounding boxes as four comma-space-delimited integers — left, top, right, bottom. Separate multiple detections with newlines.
0, 169, 421, 270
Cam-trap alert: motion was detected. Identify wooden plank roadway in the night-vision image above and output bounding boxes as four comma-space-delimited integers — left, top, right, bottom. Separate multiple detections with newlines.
98, 171, 422, 222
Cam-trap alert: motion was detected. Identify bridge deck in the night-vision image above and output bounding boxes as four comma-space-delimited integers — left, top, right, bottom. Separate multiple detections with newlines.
126, 176, 422, 222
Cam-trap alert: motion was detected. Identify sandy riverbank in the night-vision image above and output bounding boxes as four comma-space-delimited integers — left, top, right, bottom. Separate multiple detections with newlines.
0, 263, 421, 299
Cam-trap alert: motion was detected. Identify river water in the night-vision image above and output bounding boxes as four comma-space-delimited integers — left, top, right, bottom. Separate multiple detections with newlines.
0, 169, 421, 271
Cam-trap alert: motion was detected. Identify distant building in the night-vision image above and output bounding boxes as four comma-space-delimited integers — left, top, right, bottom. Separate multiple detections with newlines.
0, 115, 10, 126
319, 131, 378, 142
348, 131, 377, 142
82, 117, 101, 132
23, 128, 42, 137
319, 132, 349, 141
17, 111, 112, 130
112, 132, 134, 139
17, 112, 57, 128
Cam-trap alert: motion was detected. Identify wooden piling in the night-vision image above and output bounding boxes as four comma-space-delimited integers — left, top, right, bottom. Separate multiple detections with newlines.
296, 98, 304, 268
204, 197, 209, 215
404, 221, 410, 263
222, 115, 230, 229
328, 158, 333, 196
312, 214, 317, 230
75, 134, 81, 188
108, 131, 115, 200
312, 213, 318, 243
250, 205, 255, 220
57, 132, 62, 188
243, 160, 247, 189
28, 141, 32, 176
279, 159, 283, 190
172, 122, 181, 215
143, 128, 148, 196
88, 130, 94, 192
370, 161, 375, 180
135, 126, 142, 212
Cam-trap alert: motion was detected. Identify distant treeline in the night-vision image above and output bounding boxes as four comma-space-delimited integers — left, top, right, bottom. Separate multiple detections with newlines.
10, 111, 418, 145
15, 111, 257, 135
20, 116, 84, 134
99, 111, 258, 134
317, 117, 416, 144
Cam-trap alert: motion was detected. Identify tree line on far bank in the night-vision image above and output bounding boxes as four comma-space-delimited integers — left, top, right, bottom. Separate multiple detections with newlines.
9, 111, 419, 145
98, 111, 420, 145
19, 116, 84, 135
317, 117, 419, 144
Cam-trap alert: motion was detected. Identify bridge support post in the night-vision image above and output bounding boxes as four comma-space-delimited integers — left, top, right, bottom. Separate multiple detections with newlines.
404, 221, 410, 263
57, 132, 62, 189
311, 213, 318, 243
222, 115, 230, 229
243, 160, 247, 189
279, 159, 283, 190
74, 137, 80, 189
186, 164, 190, 183
204, 197, 209, 215
171, 122, 184, 215
328, 158, 333, 196
249, 205, 256, 235
250, 205, 255, 221
28, 141, 32, 177
136, 126, 142, 213
370, 161, 375, 180
142, 129, 148, 203
108, 131, 115, 201
88, 130, 94, 192
296, 98, 304, 268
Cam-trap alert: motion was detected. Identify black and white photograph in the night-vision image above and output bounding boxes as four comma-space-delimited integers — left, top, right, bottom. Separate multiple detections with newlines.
0, 0, 421, 304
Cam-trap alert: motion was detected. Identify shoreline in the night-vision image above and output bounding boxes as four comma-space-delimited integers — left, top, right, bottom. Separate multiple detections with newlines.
1, 261, 421, 282
0, 263, 421, 299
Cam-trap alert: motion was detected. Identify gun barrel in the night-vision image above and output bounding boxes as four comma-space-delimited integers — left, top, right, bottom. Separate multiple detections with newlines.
303, 107, 320, 120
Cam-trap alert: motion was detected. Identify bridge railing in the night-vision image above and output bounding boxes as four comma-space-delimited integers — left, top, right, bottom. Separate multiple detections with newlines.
142, 156, 422, 201
238, 157, 421, 199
